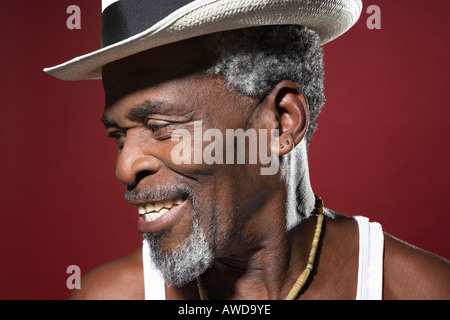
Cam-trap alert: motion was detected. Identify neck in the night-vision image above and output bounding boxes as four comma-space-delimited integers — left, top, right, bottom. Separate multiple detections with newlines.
195, 214, 321, 300
166, 140, 319, 300
173, 141, 317, 300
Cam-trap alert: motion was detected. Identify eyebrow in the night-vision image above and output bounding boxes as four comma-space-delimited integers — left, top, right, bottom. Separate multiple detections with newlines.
101, 117, 118, 129
130, 99, 168, 118
101, 99, 170, 129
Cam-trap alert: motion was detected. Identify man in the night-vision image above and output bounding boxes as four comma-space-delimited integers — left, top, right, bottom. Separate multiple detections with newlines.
45, 0, 449, 300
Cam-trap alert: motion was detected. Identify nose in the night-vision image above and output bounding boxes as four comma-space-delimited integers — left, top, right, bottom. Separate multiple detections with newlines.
115, 130, 160, 186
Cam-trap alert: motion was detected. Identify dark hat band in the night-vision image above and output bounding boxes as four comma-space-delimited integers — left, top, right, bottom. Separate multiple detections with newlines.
101, 0, 193, 47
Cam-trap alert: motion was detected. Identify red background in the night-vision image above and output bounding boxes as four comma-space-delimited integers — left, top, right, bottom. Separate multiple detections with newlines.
0, 1, 448, 299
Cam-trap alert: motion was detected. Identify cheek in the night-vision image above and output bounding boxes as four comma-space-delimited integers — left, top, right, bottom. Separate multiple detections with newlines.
162, 125, 227, 176
196, 170, 255, 235
192, 178, 239, 254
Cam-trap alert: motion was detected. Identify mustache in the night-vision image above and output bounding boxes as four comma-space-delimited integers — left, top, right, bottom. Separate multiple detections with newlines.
124, 185, 193, 203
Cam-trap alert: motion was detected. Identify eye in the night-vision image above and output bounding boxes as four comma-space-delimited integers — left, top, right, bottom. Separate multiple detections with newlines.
107, 131, 125, 149
146, 123, 167, 131
146, 119, 172, 138
146, 119, 170, 131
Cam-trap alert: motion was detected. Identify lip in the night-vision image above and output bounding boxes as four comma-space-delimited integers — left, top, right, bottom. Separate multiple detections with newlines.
137, 198, 188, 233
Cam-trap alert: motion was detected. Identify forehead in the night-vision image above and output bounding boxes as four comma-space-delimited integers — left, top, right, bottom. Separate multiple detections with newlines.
102, 37, 214, 106
101, 37, 256, 124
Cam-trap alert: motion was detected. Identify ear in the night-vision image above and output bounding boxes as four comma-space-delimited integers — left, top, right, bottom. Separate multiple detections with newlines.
263, 80, 309, 155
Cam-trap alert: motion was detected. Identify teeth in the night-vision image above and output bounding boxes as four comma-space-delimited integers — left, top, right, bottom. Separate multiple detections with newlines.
139, 198, 184, 222
145, 203, 155, 213
145, 212, 155, 222
153, 202, 163, 212
138, 206, 146, 214
162, 201, 173, 208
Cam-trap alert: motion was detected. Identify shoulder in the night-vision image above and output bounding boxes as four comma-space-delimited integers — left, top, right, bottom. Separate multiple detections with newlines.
69, 247, 145, 300
383, 233, 450, 300
323, 212, 450, 300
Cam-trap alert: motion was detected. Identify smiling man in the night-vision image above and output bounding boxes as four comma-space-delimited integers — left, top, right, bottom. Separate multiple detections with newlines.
45, 0, 449, 300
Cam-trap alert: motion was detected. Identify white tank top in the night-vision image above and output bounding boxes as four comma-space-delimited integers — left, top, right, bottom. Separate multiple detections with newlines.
142, 216, 384, 300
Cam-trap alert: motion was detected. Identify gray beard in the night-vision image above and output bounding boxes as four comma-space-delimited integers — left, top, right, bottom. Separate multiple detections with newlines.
141, 215, 214, 288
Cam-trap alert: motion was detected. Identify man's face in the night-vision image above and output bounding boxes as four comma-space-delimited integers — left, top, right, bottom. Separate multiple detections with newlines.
101, 39, 284, 286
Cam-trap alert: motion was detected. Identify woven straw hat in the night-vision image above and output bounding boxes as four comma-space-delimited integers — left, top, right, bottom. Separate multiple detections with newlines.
44, 0, 362, 81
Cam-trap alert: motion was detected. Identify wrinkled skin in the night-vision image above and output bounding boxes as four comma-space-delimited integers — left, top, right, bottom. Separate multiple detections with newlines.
70, 37, 450, 300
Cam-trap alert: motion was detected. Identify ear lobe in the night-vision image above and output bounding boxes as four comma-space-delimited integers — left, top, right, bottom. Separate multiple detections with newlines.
272, 135, 295, 156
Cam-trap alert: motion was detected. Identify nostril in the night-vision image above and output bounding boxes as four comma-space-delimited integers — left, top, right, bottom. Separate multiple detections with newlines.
127, 170, 152, 191
135, 170, 152, 185
116, 151, 160, 187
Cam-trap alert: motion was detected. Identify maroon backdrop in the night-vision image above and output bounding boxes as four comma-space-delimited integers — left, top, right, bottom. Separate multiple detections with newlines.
0, 1, 448, 299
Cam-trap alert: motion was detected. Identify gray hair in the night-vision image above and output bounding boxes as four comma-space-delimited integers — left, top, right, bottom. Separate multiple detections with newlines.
140, 27, 328, 287
204, 26, 329, 226
205, 25, 325, 145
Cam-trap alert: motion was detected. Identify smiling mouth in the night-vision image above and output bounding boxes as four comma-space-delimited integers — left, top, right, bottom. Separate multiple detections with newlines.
137, 198, 184, 222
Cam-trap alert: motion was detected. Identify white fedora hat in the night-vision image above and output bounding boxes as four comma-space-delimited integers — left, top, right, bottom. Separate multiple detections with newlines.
44, 0, 362, 81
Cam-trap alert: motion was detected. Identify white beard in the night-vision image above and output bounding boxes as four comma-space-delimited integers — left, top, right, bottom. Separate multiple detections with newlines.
142, 216, 213, 288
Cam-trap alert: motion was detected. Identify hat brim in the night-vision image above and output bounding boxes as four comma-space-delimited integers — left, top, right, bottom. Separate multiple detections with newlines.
44, 0, 362, 81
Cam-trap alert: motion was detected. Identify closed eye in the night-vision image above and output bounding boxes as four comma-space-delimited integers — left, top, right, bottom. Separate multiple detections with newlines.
146, 119, 173, 139
107, 131, 126, 149
146, 123, 169, 131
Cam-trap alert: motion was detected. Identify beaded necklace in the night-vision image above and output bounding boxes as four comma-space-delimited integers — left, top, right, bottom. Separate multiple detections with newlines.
197, 195, 325, 300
